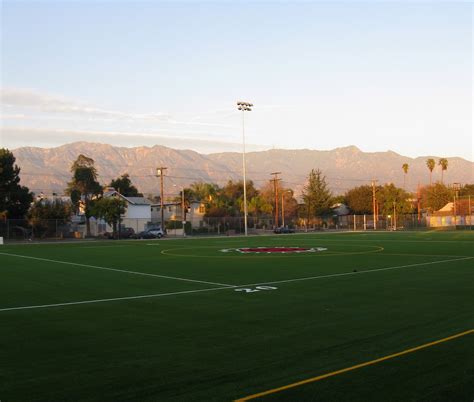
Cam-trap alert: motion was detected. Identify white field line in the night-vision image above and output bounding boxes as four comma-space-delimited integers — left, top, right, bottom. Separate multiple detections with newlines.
1, 256, 472, 313
81, 245, 131, 249
0, 285, 236, 312
3, 230, 473, 247
238, 256, 474, 287
0, 252, 234, 287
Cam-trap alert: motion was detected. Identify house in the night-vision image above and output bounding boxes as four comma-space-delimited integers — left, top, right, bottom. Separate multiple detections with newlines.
151, 200, 206, 228
103, 189, 152, 232
427, 199, 473, 227
331, 203, 350, 216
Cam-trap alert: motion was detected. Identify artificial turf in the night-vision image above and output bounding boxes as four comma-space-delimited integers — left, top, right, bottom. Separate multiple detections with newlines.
0, 231, 473, 401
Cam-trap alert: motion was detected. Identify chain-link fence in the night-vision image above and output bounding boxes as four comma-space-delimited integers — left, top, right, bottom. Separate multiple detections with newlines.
1, 213, 473, 242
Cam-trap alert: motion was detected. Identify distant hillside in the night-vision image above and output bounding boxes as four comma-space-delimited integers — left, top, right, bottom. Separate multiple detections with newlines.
12, 142, 474, 196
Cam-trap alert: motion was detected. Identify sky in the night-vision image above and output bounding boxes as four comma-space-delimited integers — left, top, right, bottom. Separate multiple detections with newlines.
1, 0, 473, 160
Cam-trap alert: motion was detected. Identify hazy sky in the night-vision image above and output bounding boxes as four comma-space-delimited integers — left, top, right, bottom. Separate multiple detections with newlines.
1, 1, 473, 160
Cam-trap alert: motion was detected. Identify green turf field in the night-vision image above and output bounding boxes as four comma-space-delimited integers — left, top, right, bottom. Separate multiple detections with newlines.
1, 231, 473, 401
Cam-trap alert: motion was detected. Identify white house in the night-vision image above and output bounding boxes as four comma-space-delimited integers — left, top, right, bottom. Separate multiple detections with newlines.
103, 189, 152, 232
151, 201, 206, 228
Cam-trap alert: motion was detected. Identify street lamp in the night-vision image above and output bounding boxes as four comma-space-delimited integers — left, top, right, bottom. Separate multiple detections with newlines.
237, 101, 253, 236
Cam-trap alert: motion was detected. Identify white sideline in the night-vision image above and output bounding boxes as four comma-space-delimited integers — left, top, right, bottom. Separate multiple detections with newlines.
0, 256, 472, 313
238, 256, 474, 287
0, 252, 234, 287
0, 285, 236, 312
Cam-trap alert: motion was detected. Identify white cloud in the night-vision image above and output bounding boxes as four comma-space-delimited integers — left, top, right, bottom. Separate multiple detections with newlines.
0, 88, 234, 129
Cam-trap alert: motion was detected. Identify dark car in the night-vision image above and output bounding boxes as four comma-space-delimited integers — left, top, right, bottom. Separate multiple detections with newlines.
102, 227, 135, 239
274, 227, 295, 234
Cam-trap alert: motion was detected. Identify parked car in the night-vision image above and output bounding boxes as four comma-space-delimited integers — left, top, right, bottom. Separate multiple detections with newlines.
134, 227, 165, 239
274, 227, 295, 234
102, 227, 135, 239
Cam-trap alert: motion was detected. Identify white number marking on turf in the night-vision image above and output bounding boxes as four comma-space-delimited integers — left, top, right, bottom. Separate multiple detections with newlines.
234, 286, 277, 293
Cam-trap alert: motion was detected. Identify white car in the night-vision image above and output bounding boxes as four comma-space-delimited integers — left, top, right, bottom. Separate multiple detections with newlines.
135, 227, 165, 239
148, 228, 165, 238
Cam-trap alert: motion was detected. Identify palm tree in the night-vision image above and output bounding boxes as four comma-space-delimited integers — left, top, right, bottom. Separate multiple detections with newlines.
426, 158, 435, 185
438, 158, 448, 183
402, 163, 409, 189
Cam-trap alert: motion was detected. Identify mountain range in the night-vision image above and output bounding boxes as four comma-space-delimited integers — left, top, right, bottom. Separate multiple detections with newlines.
11, 142, 474, 197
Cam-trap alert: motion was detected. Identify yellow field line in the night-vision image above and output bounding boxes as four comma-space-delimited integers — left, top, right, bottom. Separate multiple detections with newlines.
235, 329, 474, 401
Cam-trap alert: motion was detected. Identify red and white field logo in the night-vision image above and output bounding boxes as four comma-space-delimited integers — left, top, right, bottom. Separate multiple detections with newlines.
220, 246, 327, 254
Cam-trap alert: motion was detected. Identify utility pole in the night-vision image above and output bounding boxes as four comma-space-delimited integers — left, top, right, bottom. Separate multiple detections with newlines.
372, 180, 378, 230
156, 167, 168, 228
271, 172, 282, 228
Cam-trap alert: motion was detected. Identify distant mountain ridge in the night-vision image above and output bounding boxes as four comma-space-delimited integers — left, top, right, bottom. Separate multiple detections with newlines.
12, 142, 474, 196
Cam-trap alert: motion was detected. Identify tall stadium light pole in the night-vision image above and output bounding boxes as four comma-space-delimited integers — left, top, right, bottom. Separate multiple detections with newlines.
469, 194, 472, 230
281, 190, 291, 228
173, 184, 186, 237
453, 182, 461, 227
237, 101, 253, 236
271, 172, 282, 228
156, 167, 168, 228
393, 201, 397, 231
371, 180, 378, 230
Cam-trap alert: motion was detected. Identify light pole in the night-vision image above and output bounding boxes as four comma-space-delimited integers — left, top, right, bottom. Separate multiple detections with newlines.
393, 201, 397, 231
173, 184, 186, 237
281, 190, 292, 228
453, 182, 461, 227
156, 167, 167, 228
237, 101, 253, 236
371, 180, 377, 230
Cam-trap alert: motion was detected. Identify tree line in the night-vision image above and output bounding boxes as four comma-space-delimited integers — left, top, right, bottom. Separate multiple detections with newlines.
1, 148, 473, 237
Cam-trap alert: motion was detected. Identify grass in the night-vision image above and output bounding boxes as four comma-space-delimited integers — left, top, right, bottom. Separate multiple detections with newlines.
1, 231, 473, 401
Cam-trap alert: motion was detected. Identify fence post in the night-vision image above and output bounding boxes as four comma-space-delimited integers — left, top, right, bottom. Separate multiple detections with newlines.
363, 214, 366, 231
353, 214, 356, 231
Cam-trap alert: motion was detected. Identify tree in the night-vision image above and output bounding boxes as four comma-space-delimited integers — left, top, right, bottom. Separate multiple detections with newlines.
66, 155, 102, 237
188, 182, 220, 211
28, 199, 72, 237
247, 195, 273, 226
281, 189, 298, 224
420, 183, 453, 212
426, 158, 436, 185
402, 163, 409, 189
221, 180, 259, 216
172, 187, 194, 221
92, 197, 127, 239
109, 174, 142, 197
459, 184, 474, 197
0, 149, 33, 218
438, 158, 448, 183
345, 185, 374, 214
377, 184, 413, 216
301, 169, 332, 221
